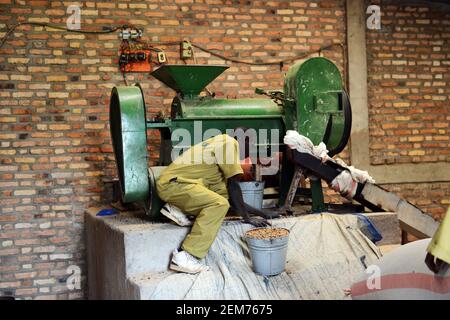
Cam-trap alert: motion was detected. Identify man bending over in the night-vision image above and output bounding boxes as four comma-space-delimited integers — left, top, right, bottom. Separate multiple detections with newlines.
156, 132, 275, 274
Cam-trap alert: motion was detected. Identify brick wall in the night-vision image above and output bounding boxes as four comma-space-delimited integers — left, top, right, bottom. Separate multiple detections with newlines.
365, 0, 450, 219
0, 0, 448, 300
367, 1, 450, 165
0, 0, 346, 299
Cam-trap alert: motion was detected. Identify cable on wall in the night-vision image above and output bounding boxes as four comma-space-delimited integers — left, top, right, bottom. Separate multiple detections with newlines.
0, 22, 135, 49
0, 22, 347, 81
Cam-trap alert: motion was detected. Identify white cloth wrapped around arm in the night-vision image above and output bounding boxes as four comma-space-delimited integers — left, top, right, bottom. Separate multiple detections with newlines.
334, 158, 375, 184
330, 170, 358, 199
283, 130, 375, 200
283, 130, 330, 162
330, 160, 375, 199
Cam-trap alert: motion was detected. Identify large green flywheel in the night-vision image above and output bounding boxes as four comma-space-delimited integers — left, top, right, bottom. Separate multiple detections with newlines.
109, 85, 149, 204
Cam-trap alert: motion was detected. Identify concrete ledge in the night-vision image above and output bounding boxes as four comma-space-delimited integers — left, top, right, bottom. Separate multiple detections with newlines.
86, 208, 190, 299
86, 207, 400, 300
363, 212, 400, 245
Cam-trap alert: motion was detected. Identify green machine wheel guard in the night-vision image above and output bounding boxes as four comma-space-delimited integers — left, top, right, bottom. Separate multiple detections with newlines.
284, 57, 351, 156
109, 85, 149, 204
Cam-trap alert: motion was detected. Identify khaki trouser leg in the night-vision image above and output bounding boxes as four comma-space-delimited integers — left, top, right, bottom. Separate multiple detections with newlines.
157, 181, 230, 259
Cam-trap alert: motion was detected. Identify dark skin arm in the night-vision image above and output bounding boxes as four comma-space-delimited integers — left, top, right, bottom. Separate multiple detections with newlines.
227, 174, 279, 227
425, 252, 446, 274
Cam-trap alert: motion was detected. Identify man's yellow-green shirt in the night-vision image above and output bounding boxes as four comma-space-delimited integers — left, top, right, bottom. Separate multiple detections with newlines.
427, 207, 450, 264
158, 134, 244, 198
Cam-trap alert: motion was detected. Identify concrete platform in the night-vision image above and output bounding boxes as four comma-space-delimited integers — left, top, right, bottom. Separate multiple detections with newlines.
85, 208, 400, 300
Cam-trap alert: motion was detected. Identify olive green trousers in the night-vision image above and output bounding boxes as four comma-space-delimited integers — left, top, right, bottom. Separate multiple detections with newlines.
156, 180, 230, 259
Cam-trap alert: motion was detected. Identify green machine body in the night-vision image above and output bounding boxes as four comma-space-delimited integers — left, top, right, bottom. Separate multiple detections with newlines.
109, 57, 351, 217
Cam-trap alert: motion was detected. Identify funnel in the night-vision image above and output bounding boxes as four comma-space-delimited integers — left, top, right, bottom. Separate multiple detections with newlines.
150, 64, 229, 97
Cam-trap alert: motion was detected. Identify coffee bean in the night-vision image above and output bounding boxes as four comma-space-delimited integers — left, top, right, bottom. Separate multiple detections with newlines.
245, 228, 289, 239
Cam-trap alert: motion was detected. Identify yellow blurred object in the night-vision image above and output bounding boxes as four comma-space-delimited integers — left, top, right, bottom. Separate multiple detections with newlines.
427, 207, 450, 264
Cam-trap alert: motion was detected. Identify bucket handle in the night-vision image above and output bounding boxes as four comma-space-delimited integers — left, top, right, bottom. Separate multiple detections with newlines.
287, 220, 300, 232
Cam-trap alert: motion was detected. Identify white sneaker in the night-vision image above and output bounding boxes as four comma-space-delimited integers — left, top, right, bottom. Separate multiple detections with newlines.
169, 249, 209, 274
160, 203, 193, 227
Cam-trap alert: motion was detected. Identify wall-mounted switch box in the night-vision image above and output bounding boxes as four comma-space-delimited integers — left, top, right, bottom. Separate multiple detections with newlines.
181, 40, 193, 59
157, 51, 167, 63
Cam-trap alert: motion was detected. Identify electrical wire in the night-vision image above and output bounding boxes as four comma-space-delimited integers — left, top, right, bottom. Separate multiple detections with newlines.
190, 42, 345, 66
0, 22, 132, 49
148, 40, 345, 75
1, 22, 345, 68
1, 22, 346, 82
122, 71, 129, 86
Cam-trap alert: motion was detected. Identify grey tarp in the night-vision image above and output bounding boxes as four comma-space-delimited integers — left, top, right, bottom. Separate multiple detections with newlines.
129, 213, 382, 299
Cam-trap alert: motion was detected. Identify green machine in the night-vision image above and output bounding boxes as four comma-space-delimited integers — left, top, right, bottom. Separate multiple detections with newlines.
109, 57, 351, 218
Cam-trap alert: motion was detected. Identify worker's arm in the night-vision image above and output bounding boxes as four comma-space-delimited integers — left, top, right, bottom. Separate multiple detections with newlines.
424, 253, 446, 274
227, 175, 271, 227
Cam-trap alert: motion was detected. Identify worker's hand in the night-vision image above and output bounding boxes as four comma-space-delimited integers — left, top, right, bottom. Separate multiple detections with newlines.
245, 204, 280, 219
425, 252, 446, 274
257, 209, 280, 219
243, 216, 271, 227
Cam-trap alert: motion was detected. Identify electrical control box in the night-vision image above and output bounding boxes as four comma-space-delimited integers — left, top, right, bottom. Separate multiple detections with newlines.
181, 41, 193, 59
119, 49, 152, 73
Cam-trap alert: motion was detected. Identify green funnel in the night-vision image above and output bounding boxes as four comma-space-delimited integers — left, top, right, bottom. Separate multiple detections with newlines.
150, 64, 229, 97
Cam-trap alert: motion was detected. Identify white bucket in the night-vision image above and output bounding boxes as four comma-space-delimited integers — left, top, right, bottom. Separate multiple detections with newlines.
244, 228, 290, 276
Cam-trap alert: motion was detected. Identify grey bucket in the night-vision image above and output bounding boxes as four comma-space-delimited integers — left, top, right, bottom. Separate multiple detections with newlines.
239, 181, 265, 209
244, 228, 289, 276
